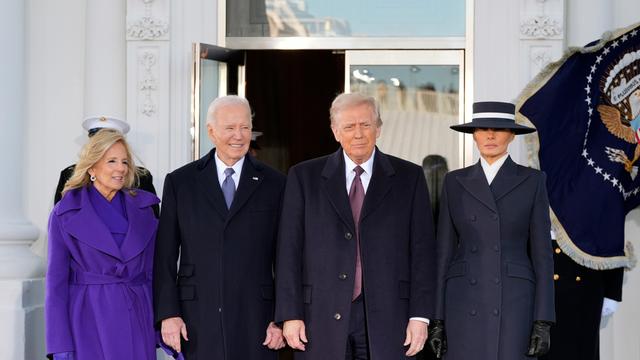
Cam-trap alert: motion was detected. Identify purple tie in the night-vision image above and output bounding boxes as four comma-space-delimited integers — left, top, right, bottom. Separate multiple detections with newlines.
222, 168, 235, 209
349, 165, 365, 301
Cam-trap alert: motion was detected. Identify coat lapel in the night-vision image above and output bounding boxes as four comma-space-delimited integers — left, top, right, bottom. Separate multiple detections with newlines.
196, 149, 229, 220
456, 162, 498, 213
489, 156, 531, 202
360, 149, 394, 222
62, 187, 123, 259
227, 155, 263, 220
321, 149, 356, 233
119, 191, 159, 262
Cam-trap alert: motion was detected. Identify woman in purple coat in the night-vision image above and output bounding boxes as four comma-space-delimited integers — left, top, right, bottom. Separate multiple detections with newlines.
45, 129, 160, 360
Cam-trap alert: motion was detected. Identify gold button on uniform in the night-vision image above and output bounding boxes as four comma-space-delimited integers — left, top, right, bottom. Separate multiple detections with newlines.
576, 276, 581, 282
555, 248, 561, 254
553, 274, 560, 281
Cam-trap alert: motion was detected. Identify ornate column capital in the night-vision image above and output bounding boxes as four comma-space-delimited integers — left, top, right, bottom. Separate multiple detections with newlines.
127, 0, 170, 41
519, 0, 564, 40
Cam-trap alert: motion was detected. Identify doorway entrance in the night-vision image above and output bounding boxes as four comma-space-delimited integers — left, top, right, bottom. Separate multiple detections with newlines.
245, 50, 344, 171
192, 44, 466, 173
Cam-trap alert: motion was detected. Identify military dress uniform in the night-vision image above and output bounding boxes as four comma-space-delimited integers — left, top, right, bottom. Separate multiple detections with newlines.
540, 241, 623, 360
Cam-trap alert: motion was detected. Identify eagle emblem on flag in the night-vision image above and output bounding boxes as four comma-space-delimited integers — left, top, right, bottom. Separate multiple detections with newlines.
517, 23, 640, 270
597, 48, 640, 178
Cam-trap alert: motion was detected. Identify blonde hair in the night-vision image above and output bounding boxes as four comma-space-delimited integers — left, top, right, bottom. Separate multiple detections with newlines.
62, 129, 139, 196
330, 92, 382, 127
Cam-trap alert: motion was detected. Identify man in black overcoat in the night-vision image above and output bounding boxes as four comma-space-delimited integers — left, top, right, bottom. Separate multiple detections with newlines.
276, 93, 436, 359
154, 96, 286, 359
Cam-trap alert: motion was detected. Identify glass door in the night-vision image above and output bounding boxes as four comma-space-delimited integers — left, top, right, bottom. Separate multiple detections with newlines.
192, 43, 246, 159
345, 50, 467, 170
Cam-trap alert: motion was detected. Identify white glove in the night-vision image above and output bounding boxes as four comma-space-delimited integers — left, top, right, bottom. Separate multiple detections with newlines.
601, 297, 620, 317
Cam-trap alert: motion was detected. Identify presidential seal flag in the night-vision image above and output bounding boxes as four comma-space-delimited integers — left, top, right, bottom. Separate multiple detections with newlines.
517, 23, 640, 270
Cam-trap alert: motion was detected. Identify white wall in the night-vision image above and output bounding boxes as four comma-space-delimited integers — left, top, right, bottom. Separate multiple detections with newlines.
25, 0, 87, 258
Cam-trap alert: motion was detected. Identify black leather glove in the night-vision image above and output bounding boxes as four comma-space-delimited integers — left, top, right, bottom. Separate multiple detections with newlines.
526, 320, 553, 357
427, 319, 447, 359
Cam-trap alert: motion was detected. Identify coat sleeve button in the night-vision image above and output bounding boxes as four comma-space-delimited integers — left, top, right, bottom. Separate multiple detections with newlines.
334, 313, 342, 320
345, 232, 353, 240
339, 273, 348, 280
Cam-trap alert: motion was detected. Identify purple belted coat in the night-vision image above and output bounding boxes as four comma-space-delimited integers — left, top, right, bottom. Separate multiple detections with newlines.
45, 186, 160, 359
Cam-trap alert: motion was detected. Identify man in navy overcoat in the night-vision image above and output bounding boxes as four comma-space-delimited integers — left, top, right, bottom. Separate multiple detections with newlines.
276, 93, 436, 359
153, 96, 286, 359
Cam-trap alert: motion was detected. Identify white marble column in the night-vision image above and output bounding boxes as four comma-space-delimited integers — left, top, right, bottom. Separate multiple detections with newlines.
0, 0, 46, 358
566, 0, 612, 47
126, 0, 171, 192
84, 0, 127, 119
612, 0, 640, 29
516, 0, 565, 167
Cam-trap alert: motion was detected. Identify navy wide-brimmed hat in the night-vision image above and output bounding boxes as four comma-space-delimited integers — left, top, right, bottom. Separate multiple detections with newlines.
450, 101, 536, 134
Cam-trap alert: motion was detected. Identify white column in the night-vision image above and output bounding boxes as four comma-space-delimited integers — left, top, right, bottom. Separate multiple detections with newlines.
84, 0, 127, 119
612, 0, 640, 29
516, 0, 565, 167
0, 0, 46, 358
566, 0, 612, 47
126, 0, 171, 192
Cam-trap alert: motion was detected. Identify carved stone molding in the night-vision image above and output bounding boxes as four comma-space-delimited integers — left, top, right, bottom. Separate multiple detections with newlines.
519, 0, 565, 84
520, 15, 562, 38
531, 47, 552, 68
139, 50, 158, 116
127, 0, 169, 40
128, 17, 169, 40
519, 0, 564, 40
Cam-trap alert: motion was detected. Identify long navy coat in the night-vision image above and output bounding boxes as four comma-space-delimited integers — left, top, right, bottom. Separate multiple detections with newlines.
153, 150, 286, 359
275, 148, 436, 360
435, 157, 555, 360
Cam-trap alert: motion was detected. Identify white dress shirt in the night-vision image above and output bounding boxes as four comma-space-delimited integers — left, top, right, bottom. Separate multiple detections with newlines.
480, 153, 509, 185
214, 152, 244, 190
342, 150, 429, 326
343, 150, 375, 194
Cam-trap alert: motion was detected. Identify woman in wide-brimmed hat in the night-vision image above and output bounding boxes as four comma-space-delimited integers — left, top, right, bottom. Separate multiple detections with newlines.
427, 101, 555, 360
